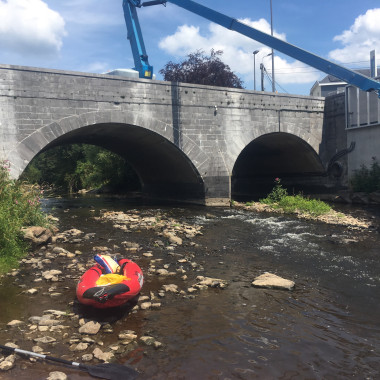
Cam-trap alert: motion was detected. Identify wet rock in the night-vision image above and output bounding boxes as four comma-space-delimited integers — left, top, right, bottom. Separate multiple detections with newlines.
118, 331, 137, 343
82, 354, 93, 362
156, 268, 175, 276
26, 288, 38, 295
21, 226, 53, 247
122, 241, 141, 251
140, 336, 155, 346
93, 347, 114, 362
42, 270, 62, 281
140, 302, 152, 310
163, 231, 182, 245
252, 272, 295, 290
33, 336, 57, 344
79, 321, 101, 335
32, 346, 44, 353
0, 355, 16, 371
7, 320, 24, 327
44, 310, 67, 317
70, 343, 89, 352
47, 371, 68, 380
162, 284, 179, 293
194, 276, 228, 289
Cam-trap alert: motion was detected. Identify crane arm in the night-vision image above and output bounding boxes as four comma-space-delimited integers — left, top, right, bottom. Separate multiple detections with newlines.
125, 0, 380, 97
122, 0, 153, 78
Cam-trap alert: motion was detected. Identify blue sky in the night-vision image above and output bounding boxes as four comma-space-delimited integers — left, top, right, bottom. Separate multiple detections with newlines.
1, 0, 379, 95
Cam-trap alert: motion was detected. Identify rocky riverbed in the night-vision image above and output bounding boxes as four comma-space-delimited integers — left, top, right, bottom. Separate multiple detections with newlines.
0, 209, 234, 379
1, 202, 378, 379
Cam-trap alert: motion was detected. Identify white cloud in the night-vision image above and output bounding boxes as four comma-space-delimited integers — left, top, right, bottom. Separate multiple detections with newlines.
329, 8, 380, 63
0, 0, 66, 57
159, 18, 319, 86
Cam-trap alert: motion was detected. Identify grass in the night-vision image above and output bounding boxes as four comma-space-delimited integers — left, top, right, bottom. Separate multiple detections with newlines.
0, 160, 50, 273
258, 178, 331, 217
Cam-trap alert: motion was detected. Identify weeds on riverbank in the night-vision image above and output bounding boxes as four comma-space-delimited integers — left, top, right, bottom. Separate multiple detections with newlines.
350, 157, 380, 193
0, 160, 48, 272
253, 178, 331, 216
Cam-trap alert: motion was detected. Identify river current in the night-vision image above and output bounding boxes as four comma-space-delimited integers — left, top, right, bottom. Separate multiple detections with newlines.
1, 198, 379, 379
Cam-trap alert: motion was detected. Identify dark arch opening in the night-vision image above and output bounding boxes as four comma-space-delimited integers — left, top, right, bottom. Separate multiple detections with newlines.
30, 123, 205, 203
232, 132, 326, 201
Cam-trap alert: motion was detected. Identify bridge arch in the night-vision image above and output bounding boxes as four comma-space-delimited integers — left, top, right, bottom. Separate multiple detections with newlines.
8, 110, 208, 203
231, 132, 325, 201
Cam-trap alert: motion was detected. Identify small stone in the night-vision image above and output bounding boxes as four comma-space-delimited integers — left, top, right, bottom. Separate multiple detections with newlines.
72, 343, 89, 351
7, 320, 24, 327
33, 336, 56, 344
82, 354, 93, 362
140, 302, 151, 310
26, 288, 38, 295
46, 371, 68, 380
140, 336, 155, 346
162, 284, 178, 293
93, 348, 114, 362
0, 360, 14, 371
79, 321, 101, 335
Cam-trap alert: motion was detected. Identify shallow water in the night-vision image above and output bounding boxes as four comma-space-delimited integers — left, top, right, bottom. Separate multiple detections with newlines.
0, 198, 379, 379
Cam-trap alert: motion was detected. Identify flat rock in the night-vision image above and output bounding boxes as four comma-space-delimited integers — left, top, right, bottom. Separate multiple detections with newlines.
79, 321, 101, 335
7, 320, 24, 327
47, 371, 68, 380
93, 347, 114, 362
251, 272, 295, 290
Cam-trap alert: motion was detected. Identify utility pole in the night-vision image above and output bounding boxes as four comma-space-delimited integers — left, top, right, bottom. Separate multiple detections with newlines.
270, 0, 275, 92
260, 63, 265, 91
253, 50, 260, 90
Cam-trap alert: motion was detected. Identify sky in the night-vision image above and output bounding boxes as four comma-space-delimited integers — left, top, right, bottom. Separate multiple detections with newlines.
0, 0, 380, 96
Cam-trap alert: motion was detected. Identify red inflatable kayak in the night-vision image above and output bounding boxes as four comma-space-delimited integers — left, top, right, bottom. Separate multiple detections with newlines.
76, 258, 144, 308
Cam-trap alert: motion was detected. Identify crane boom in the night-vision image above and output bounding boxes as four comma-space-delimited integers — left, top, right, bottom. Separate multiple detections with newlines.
122, 0, 153, 78
124, 0, 380, 97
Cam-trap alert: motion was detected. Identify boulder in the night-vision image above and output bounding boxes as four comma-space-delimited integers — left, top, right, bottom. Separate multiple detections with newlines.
252, 272, 295, 290
21, 226, 53, 247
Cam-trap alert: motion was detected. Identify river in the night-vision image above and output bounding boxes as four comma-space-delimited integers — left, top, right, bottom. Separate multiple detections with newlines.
0, 197, 379, 379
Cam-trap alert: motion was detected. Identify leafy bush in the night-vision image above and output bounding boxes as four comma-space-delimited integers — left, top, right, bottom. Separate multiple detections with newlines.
350, 157, 380, 193
20, 144, 140, 194
259, 178, 331, 216
0, 160, 48, 272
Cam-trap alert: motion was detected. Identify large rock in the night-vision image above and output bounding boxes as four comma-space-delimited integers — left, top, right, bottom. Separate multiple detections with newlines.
252, 272, 295, 290
21, 226, 53, 247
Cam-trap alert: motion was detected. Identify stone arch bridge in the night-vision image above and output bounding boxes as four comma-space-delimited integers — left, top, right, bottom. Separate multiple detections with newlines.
0, 64, 345, 205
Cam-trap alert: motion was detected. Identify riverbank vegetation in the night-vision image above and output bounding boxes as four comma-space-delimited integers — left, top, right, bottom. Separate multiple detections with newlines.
240, 178, 371, 229
350, 157, 380, 193
0, 160, 49, 272
20, 144, 141, 195
257, 178, 331, 216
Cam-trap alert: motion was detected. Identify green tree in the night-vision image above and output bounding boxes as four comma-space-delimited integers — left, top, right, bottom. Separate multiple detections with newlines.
21, 144, 140, 194
160, 49, 244, 88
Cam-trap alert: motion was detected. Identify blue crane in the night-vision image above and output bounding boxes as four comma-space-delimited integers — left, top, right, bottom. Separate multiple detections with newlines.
122, 0, 380, 97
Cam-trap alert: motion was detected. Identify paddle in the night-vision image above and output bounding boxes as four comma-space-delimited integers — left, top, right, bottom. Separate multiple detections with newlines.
0, 343, 138, 380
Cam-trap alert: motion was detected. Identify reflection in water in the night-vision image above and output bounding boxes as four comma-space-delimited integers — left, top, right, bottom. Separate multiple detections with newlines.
0, 198, 379, 379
